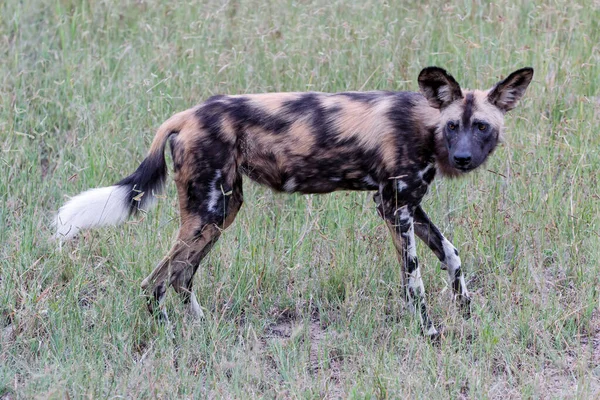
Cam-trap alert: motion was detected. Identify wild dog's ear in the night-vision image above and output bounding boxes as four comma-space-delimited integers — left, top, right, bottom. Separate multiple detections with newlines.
487, 67, 534, 113
418, 67, 463, 109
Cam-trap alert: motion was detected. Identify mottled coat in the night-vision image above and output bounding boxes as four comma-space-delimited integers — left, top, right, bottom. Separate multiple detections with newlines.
55, 67, 533, 336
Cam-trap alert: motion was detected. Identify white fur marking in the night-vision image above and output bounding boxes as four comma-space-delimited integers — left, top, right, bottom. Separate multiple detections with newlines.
362, 175, 377, 187
207, 170, 222, 212
426, 325, 439, 336
418, 164, 434, 181
459, 275, 469, 296
408, 267, 424, 292
442, 238, 461, 273
400, 208, 424, 295
398, 206, 411, 220
406, 226, 417, 261
54, 185, 130, 241
497, 90, 518, 108
441, 238, 470, 298
188, 293, 204, 319
438, 85, 452, 103
283, 177, 297, 192
396, 180, 408, 192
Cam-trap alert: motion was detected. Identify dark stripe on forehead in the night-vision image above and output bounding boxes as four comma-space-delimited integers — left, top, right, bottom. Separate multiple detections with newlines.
462, 92, 475, 126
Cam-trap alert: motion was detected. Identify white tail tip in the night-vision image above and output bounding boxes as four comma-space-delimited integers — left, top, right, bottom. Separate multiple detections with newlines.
54, 185, 130, 241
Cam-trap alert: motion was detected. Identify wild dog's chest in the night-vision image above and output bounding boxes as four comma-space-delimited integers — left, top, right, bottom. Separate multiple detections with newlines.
385, 162, 437, 204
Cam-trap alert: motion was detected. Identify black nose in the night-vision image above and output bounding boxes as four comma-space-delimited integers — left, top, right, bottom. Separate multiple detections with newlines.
453, 153, 472, 168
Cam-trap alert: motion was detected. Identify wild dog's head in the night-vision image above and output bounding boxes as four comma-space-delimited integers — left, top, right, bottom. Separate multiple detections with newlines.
418, 66, 533, 176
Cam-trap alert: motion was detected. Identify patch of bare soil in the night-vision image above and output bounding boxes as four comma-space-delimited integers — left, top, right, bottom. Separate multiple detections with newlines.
538, 308, 600, 399
262, 310, 344, 399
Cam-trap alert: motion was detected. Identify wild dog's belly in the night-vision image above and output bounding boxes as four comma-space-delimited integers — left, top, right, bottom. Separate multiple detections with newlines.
241, 148, 436, 197
240, 153, 380, 194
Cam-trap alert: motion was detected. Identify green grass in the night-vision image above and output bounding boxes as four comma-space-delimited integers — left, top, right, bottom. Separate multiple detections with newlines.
1, 0, 600, 397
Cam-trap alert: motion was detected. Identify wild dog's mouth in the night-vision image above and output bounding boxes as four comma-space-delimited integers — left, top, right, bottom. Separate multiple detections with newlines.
453, 163, 477, 173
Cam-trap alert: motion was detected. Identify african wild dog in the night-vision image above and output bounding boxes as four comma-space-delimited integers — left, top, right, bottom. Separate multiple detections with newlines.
55, 66, 533, 337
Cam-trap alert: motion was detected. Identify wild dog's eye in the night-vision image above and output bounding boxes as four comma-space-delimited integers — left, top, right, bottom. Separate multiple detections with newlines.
447, 122, 457, 131
477, 123, 488, 131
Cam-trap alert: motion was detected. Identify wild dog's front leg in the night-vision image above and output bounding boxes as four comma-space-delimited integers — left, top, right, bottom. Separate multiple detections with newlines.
413, 206, 471, 316
375, 195, 438, 337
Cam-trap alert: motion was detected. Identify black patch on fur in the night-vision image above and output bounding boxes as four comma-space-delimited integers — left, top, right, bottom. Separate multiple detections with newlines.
339, 91, 391, 103
452, 268, 462, 293
196, 101, 227, 140
281, 93, 337, 148
282, 92, 321, 115
233, 97, 292, 133
169, 135, 183, 172
199, 96, 292, 135
186, 136, 234, 219
388, 92, 421, 132
462, 93, 475, 127
422, 166, 436, 184
413, 206, 446, 262
115, 146, 169, 215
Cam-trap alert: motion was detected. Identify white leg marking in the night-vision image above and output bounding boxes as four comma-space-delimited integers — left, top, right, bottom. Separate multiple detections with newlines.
459, 274, 469, 297
187, 292, 204, 319
408, 266, 424, 292
156, 289, 170, 325
400, 208, 426, 308
441, 238, 470, 298
441, 238, 461, 274
207, 170, 222, 212
426, 324, 439, 336
418, 163, 434, 181
397, 206, 437, 334
396, 180, 408, 192
397, 205, 411, 221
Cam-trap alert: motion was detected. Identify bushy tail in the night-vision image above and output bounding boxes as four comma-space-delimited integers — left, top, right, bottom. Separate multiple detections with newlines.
54, 109, 193, 240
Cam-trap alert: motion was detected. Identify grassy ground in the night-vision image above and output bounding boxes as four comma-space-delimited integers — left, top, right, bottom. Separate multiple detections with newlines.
1, 0, 600, 398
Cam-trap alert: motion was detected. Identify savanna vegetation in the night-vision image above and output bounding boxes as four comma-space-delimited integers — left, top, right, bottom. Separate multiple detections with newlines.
1, 0, 599, 397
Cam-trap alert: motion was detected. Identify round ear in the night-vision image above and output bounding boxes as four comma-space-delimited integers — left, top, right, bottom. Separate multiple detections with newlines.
418, 67, 463, 109
487, 67, 534, 113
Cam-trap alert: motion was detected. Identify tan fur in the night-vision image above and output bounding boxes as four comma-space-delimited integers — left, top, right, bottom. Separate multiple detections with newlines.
148, 108, 198, 155
333, 97, 392, 146
473, 90, 505, 140
438, 100, 465, 124
286, 121, 317, 156
412, 97, 441, 130
329, 96, 398, 169
243, 93, 302, 113
219, 114, 238, 144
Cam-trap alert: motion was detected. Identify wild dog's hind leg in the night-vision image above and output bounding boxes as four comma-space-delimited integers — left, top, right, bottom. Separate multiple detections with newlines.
141, 168, 243, 321
375, 195, 438, 337
170, 223, 222, 319
170, 178, 243, 319
140, 217, 222, 321
413, 206, 471, 317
